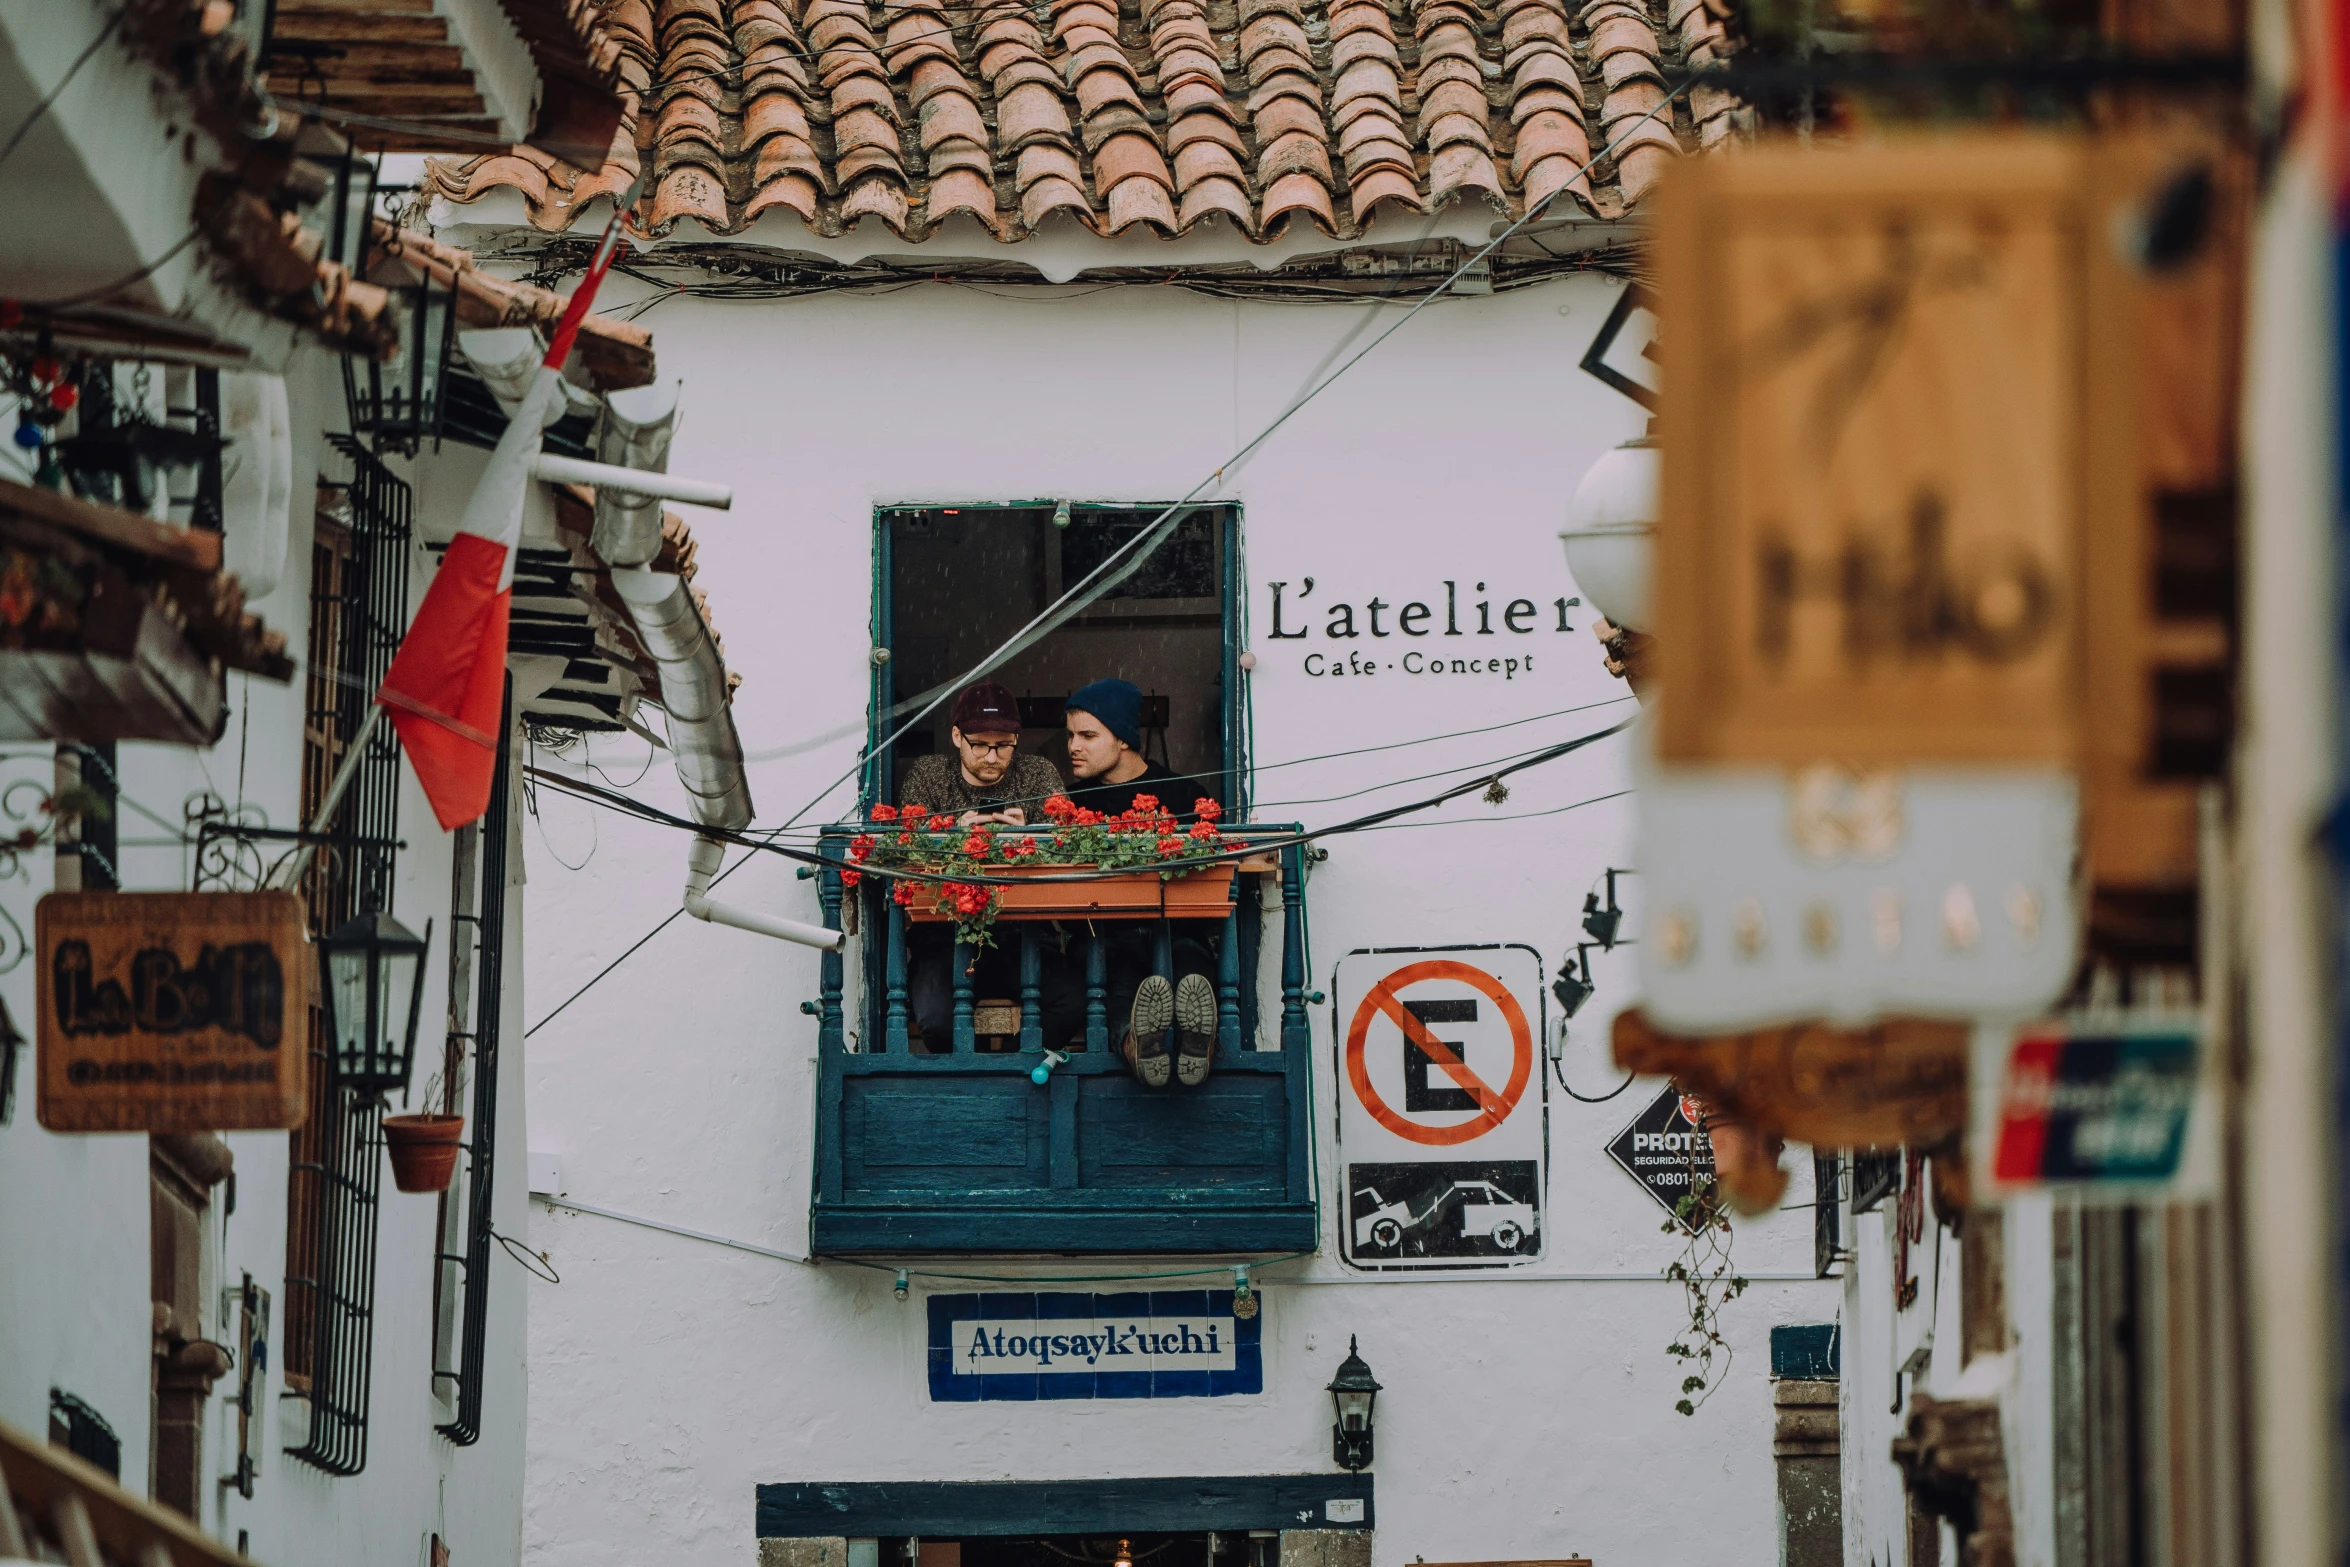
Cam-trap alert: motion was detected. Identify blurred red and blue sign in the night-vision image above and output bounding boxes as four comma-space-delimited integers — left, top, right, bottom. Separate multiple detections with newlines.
1981, 1023, 2200, 1189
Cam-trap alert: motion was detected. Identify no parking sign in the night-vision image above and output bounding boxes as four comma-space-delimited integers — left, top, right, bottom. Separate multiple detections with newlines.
1333, 946, 1547, 1269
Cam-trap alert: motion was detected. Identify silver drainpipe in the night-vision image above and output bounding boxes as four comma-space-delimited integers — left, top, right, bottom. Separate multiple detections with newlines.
577, 390, 842, 953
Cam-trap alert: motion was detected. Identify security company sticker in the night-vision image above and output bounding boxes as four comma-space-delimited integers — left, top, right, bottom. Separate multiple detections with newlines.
1333, 946, 1547, 1270
1606, 1087, 1717, 1220
927, 1290, 1262, 1401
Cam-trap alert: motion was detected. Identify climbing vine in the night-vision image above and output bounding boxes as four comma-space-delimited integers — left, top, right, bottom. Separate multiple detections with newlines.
1661, 1105, 1748, 1417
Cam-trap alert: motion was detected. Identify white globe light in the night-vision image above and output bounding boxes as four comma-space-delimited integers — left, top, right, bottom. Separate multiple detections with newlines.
1559, 438, 1657, 632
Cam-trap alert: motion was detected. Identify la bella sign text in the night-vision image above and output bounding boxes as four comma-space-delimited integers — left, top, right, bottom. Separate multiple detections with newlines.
1267, 579, 1580, 681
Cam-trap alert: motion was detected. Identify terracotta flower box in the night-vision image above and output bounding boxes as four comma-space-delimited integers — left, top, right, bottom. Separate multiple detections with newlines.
905, 863, 1238, 923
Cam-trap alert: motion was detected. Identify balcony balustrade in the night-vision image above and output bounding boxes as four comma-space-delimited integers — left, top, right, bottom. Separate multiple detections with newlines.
808, 825, 1318, 1256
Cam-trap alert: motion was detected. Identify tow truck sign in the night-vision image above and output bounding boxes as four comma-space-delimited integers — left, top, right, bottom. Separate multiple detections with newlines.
1333, 946, 1547, 1269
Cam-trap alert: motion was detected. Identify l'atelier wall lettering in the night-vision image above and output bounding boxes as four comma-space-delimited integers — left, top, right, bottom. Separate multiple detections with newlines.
1266, 578, 1580, 680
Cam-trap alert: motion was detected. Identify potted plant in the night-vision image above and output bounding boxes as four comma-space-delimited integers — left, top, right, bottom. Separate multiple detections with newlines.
382, 1065, 465, 1194
846, 793, 1248, 946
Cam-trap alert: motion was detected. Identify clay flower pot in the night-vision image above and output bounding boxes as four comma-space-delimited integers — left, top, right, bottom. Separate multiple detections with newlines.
382, 1113, 466, 1193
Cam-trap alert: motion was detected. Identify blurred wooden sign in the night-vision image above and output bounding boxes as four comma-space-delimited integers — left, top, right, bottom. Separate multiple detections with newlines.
37, 891, 309, 1133
1613, 1007, 1969, 1149
1655, 135, 2137, 767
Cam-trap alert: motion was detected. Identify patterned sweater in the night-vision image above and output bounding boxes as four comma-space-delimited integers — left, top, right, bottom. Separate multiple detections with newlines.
896, 752, 1066, 820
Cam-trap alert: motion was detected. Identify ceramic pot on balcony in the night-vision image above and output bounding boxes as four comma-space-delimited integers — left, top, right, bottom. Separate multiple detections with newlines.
382, 1113, 466, 1193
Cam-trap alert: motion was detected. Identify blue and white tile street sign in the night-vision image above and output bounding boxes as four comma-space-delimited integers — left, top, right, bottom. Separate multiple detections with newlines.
927, 1290, 1263, 1401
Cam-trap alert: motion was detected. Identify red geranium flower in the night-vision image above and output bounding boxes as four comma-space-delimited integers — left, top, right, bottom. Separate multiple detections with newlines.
962, 831, 992, 859
1156, 834, 1185, 857
1196, 798, 1223, 821
870, 803, 899, 822
896, 831, 914, 846
1188, 821, 1218, 841
1073, 807, 1104, 826
849, 833, 877, 862
840, 868, 863, 887
1041, 794, 1076, 823
892, 881, 918, 906
1130, 793, 1162, 815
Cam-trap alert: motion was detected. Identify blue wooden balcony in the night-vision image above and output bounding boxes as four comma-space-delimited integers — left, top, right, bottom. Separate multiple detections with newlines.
807, 826, 1319, 1257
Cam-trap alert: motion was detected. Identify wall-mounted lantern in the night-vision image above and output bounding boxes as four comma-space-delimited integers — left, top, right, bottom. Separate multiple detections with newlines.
342, 268, 455, 455
1557, 436, 1657, 633
320, 909, 431, 1095
1326, 1336, 1381, 1472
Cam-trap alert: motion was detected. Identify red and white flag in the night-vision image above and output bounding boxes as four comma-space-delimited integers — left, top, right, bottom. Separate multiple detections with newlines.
375, 214, 630, 829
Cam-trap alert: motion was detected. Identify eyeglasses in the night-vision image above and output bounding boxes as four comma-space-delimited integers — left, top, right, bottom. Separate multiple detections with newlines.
960, 738, 1018, 756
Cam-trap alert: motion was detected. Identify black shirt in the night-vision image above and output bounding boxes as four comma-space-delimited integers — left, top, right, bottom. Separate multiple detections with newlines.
1067, 761, 1218, 822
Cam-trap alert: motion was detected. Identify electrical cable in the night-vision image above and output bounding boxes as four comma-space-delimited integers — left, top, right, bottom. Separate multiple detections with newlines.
518, 85, 1687, 1035
1548, 1049, 1635, 1104
757, 84, 1686, 836
521, 714, 1630, 887
518, 716, 1629, 1038
0, 9, 126, 174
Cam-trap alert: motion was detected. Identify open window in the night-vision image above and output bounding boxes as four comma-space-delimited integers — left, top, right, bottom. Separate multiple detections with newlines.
808, 503, 1314, 1258
867, 504, 1247, 812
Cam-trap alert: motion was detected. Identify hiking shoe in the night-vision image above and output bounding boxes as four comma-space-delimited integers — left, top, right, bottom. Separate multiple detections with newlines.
1123, 976, 1174, 1087
1173, 973, 1217, 1086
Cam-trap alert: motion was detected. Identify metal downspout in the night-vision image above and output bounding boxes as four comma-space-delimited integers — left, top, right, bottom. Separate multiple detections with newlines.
591, 519, 842, 954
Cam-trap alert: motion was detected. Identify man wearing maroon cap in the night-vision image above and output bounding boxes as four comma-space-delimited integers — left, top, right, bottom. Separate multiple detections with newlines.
898, 681, 1065, 825
897, 682, 1076, 1049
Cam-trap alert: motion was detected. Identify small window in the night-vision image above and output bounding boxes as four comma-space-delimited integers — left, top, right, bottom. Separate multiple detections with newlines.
869, 504, 1245, 811
47, 1389, 120, 1478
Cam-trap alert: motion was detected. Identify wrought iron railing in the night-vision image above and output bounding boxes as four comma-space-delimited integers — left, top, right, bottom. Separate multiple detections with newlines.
284, 437, 410, 1476
808, 826, 1318, 1256
435, 685, 511, 1445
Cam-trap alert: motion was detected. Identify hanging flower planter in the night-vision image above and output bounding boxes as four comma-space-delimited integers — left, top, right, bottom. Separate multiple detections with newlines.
850, 793, 1249, 944
382, 1113, 466, 1193
903, 862, 1239, 922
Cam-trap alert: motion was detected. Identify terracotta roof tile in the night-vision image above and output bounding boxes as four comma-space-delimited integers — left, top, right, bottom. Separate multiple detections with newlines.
428, 0, 1721, 243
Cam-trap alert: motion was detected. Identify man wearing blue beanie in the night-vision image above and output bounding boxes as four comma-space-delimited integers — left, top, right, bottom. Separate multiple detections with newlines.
1064, 678, 1221, 1089
1064, 678, 1212, 821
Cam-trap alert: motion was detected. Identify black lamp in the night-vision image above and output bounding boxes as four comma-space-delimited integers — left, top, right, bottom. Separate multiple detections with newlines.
342, 267, 456, 454
1326, 1336, 1380, 1472
1551, 943, 1596, 1019
1581, 868, 1626, 950
319, 909, 431, 1095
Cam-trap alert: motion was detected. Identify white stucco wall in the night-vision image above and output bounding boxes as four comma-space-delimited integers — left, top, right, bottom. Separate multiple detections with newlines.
0, 346, 532, 1567
504, 265, 1840, 1567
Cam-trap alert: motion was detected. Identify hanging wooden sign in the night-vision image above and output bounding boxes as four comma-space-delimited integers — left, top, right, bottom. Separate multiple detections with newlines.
36, 890, 310, 1133
1653, 134, 2139, 767
1611, 1007, 1968, 1149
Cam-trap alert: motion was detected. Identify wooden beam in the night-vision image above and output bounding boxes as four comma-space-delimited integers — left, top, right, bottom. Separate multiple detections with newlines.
308, 44, 467, 73
353, 125, 510, 152
316, 63, 478, 88
267, 13, 447, 42
315, 81, 488, 106
0, 1419, 254, 1567
320, 91, 490, 117
0, 478, 223, 573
